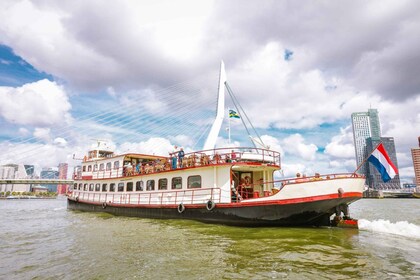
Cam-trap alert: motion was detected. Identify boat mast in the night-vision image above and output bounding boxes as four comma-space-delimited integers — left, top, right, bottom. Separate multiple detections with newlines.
203, 61, 226, 150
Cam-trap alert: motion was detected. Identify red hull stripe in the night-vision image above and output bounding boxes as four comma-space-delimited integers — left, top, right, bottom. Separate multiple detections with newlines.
78, 192, 362, 209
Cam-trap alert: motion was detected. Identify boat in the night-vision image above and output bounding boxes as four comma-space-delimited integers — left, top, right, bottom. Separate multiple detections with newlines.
67, 62, 365, 227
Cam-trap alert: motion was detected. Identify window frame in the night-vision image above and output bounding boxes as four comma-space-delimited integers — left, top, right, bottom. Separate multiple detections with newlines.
158, 178, 168, 190
171, 177, 182, 189
117, 182, 124, 192
127, 182, 133, 192
136, 181, 143, 191
187, 175, 201, 189
146, 180, 155, 191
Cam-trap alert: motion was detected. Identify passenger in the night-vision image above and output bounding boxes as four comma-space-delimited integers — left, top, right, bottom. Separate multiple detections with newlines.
225, 154, 231, 163
178, 148, 185, 167
231, 150, 237, 162
213, 153, 221, 163
295, 172, 304, 183
313, 173, 322, 180
135, 162, 141, 174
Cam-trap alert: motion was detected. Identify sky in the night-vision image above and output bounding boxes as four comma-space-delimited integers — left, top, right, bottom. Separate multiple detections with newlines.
0, 0, 419, 183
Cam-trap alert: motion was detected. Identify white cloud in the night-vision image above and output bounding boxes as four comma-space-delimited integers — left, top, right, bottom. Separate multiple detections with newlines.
325, 126, 356, 159
0, 79, 72, 126
33, 127, 51, 142
281, 134, 318, 161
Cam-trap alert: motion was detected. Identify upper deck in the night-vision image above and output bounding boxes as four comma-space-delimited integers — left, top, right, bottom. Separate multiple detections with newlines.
73, 147, 281, 180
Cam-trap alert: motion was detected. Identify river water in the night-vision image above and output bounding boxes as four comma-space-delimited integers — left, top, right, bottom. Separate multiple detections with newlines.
0, 198, 419, 280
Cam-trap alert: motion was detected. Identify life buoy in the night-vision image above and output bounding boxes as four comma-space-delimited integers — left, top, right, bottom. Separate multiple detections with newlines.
102, 202, 107, 209
206, 200, 215, 211
177, 203, 185, 213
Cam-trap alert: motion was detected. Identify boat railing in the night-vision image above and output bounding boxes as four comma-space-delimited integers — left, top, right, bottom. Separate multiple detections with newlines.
74, 147, 281, 179
72, 187, 225, 205
232, 173, 364, 200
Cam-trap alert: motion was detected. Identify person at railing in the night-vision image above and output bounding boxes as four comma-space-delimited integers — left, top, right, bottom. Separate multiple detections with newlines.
135, 162, 141, 174
170, 152, 177, 169
213, 153, 221, 164
312, 173, 322, 181
225, 154, 231, 163
200, 154, 210, 165
178, 148, 185, 168
231, 150, 237, 162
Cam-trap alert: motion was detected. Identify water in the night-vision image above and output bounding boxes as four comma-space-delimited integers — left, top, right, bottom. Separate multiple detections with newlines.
0, 198, 419, 279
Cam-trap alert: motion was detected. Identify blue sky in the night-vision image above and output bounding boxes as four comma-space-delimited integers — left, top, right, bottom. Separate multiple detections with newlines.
0, 0, 419, 183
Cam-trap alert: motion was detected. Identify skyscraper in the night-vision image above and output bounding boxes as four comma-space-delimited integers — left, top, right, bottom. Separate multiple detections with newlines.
57, 163, 69, 194
351, 108, 400, 189
351, 109, 381, 174
366, 137, 401, 189
411, 136, 420, 187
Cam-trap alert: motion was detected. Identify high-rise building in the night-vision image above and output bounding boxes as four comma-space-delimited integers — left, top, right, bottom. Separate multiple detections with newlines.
351, 109, 381, 174
411, 136, 420, 187
57, 163, 69, 194
366, 137, 401, 189
40, 168, 59, 192
0, 164, 33, 193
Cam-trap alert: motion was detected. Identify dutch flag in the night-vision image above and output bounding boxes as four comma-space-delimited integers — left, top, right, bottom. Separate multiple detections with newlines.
367, 143, 398, 182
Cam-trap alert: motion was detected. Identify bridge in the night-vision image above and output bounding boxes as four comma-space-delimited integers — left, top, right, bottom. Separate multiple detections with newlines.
0, 179, 74, 185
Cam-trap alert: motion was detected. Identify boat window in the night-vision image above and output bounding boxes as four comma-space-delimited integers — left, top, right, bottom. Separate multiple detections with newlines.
99, 163, 104, 171
158, 178, 168, 190
110, 183, 115, 192
95, 183, 100, 191
118, 182, 124, 192
136, 181, 143, 191
187, 175, 201, 189
171, 177, 182, 189
73, 183, 77, 190
89, 184, 94, 191
102, 184, 107, 192
127, 182, 133, 192
82, 166, 86, 172
114, 161, 119, 169
78, 183, 83, 190
106, 162, 111, 170
146, 180, 155, 191
84, 183, 88, 191
88, 165, 92, 172
93, 164, 98, 172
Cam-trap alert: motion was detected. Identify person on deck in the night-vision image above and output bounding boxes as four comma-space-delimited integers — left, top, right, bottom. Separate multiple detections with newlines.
178, 148, 185, 167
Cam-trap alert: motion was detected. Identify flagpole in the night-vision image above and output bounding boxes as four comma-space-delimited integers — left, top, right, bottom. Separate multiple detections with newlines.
353, 142, 382, 174
228, 107, 231, 144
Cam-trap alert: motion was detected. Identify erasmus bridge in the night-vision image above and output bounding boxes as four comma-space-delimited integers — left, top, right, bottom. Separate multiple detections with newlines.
0, 63, 249, 189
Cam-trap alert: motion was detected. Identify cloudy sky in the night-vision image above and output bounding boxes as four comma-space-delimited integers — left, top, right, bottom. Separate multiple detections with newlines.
0, 0, 419, 182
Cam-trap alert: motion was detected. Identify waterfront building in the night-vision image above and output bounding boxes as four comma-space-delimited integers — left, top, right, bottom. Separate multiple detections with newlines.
40, 168, 59, 192
351, 109, 381, 175
411, 136, 420, 187
365, 137, 401, 189
0, 164, 32, 193
57, 163, 69, 194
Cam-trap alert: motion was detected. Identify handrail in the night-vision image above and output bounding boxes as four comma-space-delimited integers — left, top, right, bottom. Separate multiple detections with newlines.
74, 147, 282, 179
72, 187, 223, 206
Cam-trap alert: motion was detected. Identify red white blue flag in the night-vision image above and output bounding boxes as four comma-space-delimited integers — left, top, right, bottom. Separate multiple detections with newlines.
368, 143, 398, 182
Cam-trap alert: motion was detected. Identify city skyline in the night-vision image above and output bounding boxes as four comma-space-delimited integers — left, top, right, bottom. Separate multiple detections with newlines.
0, 1, 419, 184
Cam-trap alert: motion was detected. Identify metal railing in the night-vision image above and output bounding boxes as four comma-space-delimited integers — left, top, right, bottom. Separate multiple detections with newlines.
72, 187, 224, 206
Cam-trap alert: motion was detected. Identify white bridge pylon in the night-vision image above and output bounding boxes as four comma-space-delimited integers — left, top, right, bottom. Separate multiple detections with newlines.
203, 60, 227, 151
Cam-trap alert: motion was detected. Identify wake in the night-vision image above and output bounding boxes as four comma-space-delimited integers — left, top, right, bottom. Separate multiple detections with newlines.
358, 219, 420, 240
